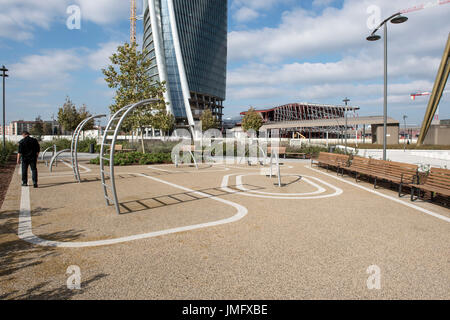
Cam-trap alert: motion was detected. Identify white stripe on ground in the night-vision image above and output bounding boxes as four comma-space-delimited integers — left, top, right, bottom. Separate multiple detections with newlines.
236, 174, 326, 196
61, 159, 92, 173
307, 165, 450, 223
18, 175, 248, 248
221, 174, 342, 199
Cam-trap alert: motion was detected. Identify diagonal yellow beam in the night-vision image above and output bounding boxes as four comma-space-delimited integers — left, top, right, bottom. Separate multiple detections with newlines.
417, 33, 450, 145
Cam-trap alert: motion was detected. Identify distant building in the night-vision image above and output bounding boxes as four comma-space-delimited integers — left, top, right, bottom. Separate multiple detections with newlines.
143, 0, 228, 126
4, 120, 59, 136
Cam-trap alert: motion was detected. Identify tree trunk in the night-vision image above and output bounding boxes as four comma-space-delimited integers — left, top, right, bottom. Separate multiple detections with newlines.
140, 127, 145, 153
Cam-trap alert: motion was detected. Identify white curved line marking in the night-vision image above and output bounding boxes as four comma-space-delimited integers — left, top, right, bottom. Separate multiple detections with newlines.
236, 174, 326, 196
18, 175, 248, 248
307, 165, 450, 223
148, 165, 230, 173
221, 174, 342, 199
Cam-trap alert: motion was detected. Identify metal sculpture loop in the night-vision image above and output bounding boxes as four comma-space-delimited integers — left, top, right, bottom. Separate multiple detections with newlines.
100, 99, 160, 214
71, 114, 106, 182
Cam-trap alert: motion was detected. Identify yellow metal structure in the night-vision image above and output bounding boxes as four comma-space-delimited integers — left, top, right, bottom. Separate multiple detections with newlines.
130, 0, 137, 44
417, 33, 450, 145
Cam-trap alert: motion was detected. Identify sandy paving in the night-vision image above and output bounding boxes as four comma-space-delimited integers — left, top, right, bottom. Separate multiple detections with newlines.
0, 160, 449, 299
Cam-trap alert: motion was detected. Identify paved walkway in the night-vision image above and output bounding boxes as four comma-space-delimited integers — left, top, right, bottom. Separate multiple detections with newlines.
0, 160, 449, 299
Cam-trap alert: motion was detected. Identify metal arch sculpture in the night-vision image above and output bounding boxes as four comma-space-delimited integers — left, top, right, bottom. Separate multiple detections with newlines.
71, 114, 107, 182
41, 145, 57, 167
49, 149, 71, 172
100, 99, 160, 214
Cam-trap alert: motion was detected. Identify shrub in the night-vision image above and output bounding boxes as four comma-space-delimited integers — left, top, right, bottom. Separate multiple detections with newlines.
0, 141, 17, 166
40, 138, 101, 153
90, 152, 172, 166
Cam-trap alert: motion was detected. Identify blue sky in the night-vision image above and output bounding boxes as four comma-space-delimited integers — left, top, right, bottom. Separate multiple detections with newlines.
1, 0, 449, 126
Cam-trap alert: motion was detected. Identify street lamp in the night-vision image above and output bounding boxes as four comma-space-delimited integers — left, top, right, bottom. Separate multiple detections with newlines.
343, 97, 350, 153
403, 115, 408, 151
0, 65, 9, 149
366, 13, 408, 160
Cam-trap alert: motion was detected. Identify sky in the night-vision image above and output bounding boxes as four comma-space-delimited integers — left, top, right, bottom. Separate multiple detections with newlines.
0, 0, 449, 126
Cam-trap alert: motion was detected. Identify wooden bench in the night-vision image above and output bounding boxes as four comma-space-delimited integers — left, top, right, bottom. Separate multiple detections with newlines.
286, 152, 308, 159
114, 145, 136, 153
410, 167, 450, 202
344, 157, 418, 197
311, 152, 350, 173
267, 147, 287, 159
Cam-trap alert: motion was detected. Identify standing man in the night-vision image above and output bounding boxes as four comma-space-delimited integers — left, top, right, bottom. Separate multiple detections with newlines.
17, 131, 40, 188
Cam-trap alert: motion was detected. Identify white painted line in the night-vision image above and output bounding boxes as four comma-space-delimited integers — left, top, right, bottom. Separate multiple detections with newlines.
307, 165, 450, 223
221, 174, 342, 200
236, 174, 326, 196
148, 165, 230, 173
61, 159, 92, 173
18, 174, 248, 248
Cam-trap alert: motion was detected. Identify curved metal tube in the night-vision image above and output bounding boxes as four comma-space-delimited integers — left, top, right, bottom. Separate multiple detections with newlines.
41, 145, 56, 166
49, 149, 71, 172
101, 99, 160, 214
71, 114, 106, 182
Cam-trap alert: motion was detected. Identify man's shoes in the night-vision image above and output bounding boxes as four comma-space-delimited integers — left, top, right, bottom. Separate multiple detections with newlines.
33, 184, 38, 188
22, 183, 28, 187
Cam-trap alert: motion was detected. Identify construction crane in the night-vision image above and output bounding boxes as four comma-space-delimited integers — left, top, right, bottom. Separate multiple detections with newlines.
411, 90, 449, 100
130, 0, 145, 45
130, 0, 136, 44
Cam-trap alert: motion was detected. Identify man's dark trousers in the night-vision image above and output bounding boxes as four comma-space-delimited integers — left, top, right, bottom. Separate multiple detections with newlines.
22, 158, 38, 186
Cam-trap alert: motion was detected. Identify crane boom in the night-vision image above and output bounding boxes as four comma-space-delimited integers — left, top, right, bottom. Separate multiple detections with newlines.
130, 0, 136, 44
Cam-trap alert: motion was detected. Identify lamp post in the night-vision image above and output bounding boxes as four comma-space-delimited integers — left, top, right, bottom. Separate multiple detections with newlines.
367, 13, 408, 160
403, 115, 408, 151
0, 65, 9, 149
343, 97, 350, 153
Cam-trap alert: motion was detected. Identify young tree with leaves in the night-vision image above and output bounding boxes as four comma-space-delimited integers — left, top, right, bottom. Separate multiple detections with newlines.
102, 42, 167, 153
30, 116, 44, 139
242, 107, 263, 133
200, 109, 219, 132
152, 111, 175, 138
57, 97, 92, 134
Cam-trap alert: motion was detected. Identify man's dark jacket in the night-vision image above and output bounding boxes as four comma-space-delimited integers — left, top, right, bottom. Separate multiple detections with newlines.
18, 136, 40, 160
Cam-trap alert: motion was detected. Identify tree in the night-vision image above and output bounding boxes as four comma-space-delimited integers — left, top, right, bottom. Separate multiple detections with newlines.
78, 104, 94, 131
57, 97, 93, 134
242, 107, 263, 133
43, 122, 53, 135
30, 116, 44, 139
102, 42, 167, 152
152, 111, 175, 138
200, 109, 219, 132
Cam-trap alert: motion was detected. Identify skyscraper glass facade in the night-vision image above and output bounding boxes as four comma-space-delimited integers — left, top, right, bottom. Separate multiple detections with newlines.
143, 0, 227, 125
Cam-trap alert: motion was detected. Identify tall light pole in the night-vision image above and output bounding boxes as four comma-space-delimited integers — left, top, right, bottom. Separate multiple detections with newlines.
367, 13, 408, 160
403, 115, 408, 151
343, 97, 350, 153
0, 65, 9, 149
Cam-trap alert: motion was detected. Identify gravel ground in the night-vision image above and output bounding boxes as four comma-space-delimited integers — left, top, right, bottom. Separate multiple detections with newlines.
0, 160, 449, 300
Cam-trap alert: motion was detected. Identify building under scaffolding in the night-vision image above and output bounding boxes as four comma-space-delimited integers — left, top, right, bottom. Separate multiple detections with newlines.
241, 103, 360, 139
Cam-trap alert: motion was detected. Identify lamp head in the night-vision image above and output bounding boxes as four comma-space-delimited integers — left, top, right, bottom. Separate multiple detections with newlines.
366, 34, 381, 41
391, 15, 408, 24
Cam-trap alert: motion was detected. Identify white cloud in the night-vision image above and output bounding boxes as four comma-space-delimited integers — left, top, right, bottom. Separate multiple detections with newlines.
75, 0, 129, 25
228, 0, 450, 63
87, 41, 121, 71
10, 49, 81, 82
0, 0, 129, 42
234, 7, 260, 23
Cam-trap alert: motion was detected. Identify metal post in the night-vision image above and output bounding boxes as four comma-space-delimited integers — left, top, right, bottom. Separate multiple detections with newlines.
383, 24, 388, 161
343, 98, 350, 153
1, 65, 8, 148
403, 115, 408, 152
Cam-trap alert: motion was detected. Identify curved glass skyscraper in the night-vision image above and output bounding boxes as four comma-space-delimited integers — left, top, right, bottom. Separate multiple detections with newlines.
143, 0, 227, 126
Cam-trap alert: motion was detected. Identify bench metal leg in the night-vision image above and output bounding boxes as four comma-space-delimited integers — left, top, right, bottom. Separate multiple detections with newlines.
374, 178, 377, 189
398, 183, 403, 197
410, 187, 415, 201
